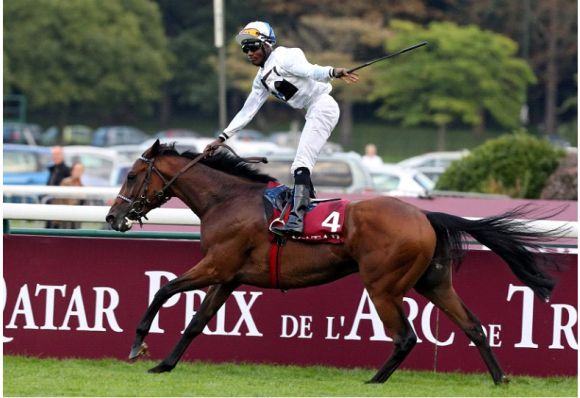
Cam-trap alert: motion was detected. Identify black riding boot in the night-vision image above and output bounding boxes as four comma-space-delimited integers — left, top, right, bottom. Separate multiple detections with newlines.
272, 167, 312, 235
272, 184, 311, 235
281, 184, 311, 234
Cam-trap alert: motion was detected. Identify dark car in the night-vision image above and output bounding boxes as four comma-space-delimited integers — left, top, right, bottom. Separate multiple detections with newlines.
3, 144, 51, 185
92, 126, 149, 147
41, 125, 94, 145
3, 122, 43, 145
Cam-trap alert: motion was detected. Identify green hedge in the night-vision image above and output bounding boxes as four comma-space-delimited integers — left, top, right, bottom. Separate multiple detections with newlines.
436, 131, 564, 198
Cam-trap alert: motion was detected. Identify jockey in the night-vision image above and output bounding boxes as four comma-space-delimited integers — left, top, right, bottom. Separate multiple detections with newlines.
205, 21, 359, 235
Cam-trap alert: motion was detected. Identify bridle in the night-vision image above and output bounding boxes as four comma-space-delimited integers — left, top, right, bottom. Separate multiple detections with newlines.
116, 144, 267, 226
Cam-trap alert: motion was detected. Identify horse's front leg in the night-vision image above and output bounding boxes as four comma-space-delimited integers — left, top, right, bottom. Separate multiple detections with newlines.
129, 258, 227, 361
148, 281, 239, 373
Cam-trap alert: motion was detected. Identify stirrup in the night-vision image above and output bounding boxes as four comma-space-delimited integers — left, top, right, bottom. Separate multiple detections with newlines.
269, 201, 291, 236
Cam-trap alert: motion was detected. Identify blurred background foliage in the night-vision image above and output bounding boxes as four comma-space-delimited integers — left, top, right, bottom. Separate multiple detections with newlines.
436, 131, 564, 198
4, 0, 578, 156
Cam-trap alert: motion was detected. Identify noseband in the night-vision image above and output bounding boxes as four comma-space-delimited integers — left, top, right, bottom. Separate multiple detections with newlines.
116, 144, 267, 226
116, 155, 176, 226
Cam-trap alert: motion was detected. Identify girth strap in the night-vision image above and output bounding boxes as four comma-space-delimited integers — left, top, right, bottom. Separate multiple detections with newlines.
269, 236, 287, 291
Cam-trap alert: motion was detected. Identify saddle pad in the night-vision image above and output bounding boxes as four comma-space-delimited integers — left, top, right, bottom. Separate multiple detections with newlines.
269, 196, 349, 244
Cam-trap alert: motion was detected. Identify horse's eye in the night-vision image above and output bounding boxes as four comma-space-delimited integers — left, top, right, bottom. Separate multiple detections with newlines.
127, 173, 136, 181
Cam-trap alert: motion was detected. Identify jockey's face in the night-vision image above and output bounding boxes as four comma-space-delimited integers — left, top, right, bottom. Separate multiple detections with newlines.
243, 41, 271, 67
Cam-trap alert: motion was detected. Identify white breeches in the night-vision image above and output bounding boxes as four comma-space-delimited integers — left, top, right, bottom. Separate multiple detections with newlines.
290, 94, 340, 175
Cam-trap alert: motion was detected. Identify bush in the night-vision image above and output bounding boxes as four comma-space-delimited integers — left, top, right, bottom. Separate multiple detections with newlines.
436, 131, 564, 198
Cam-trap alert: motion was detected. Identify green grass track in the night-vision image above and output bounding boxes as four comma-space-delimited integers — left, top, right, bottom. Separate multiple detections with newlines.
3, 355, 577, 397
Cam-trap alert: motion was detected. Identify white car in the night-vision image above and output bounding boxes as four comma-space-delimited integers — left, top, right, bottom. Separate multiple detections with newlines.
397, 150, 470, 183
63, 146, 122, 186
370, 164, 434, 197
109, 145, 144, 163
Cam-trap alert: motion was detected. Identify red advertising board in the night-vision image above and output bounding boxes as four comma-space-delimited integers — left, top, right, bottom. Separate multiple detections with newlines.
3, 234, 577, 376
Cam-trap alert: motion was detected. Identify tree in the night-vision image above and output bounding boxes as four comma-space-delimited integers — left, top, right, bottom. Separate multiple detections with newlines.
3, 50, 11, 96
4, 0, 172, 126
369, 20, 536, 150
446, 0, 577, 136
152, 0, 262, 125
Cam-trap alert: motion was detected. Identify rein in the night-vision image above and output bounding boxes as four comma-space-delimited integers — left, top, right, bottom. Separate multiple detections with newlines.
117, 143, 267, 226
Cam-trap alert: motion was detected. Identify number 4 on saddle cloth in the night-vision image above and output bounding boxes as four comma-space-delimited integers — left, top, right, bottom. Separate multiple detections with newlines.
263, 182, 349, 244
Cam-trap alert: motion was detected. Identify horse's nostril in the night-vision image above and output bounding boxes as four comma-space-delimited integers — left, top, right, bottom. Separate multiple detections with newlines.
105, 214, 115, 224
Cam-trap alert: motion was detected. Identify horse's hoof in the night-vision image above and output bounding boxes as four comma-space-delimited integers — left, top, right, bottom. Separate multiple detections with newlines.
496, 375, 511, 385
128, 342, 149, 362
148, 362, 174, 374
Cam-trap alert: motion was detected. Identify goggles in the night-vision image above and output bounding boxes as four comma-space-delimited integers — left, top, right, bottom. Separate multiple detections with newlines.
241, 41, 263, 53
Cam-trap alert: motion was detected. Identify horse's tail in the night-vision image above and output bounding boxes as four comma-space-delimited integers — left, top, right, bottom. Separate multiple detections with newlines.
425, 206, 566, 302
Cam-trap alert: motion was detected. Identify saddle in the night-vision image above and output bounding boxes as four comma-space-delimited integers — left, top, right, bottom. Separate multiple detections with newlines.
263, 182, 348, 244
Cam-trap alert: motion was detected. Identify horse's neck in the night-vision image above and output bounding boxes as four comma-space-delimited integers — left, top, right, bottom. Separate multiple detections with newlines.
171, 165, 258, 217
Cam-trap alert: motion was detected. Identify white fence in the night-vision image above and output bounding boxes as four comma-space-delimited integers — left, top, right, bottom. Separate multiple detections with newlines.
3, 203, 200, 225
2, 185, 577, 237
3, 185, 119, 203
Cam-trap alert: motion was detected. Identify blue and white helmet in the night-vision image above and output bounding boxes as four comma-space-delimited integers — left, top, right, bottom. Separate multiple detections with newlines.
236, 21, 276, 46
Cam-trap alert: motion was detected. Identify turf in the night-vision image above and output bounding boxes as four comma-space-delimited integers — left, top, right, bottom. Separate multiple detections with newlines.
3, 355, 577, 397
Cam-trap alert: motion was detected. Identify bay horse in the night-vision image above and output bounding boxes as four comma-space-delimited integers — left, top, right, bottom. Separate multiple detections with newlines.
106, 140, 559, 384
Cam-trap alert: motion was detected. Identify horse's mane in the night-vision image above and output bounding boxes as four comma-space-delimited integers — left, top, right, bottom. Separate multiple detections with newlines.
157, 143, 277, 184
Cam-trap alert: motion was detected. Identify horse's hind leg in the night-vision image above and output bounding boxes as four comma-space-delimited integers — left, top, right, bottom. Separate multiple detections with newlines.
366, 295, 417, 383
148, 281, 239, 373
414, 264, 509, 385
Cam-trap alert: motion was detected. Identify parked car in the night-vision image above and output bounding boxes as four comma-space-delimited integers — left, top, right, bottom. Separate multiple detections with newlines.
397, 150, 470, 183
154, 129, 200, 139
269, 130, 343, 154
370, 164, 434, 197
110, 162, 134, 186
110, 145, 145, 163
253, 152, 376, 194
3, 122, 43, 145
92, 126, 149, 147
62, 146, 122, 186
229, 140, 295, 157
3, 144, 51, 185
141, 137, 214, 154
141, 136, 294, 157
215, 129, 266, 142
41, 125, 93, 146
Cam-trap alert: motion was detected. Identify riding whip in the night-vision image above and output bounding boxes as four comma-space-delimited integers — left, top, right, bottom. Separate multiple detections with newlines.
347, 41, 428, 74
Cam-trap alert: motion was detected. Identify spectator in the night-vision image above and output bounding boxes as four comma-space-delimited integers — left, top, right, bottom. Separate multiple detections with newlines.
51, 162, 86, 229
46, 146, 71, 228
361, 143, 384, 171
47, 146, 71, 186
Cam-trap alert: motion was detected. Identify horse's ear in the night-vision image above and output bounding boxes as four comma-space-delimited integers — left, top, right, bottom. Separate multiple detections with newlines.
151, 139, 161, 155
142, 139, 161, 159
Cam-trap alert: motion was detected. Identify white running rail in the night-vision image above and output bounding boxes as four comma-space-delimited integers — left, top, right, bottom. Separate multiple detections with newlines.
3, 203, 200, 225
2, 185, 577, 237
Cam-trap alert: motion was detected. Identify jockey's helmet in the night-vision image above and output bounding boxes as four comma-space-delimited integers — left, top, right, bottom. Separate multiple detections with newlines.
236, 21, 276, 47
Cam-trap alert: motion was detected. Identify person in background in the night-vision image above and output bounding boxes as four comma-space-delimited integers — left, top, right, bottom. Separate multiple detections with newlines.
47, 146, 71, 186
361, 143, 384, 171
52, 162, 86, 229
204, 21, 359, 235
46, 146, 71, 228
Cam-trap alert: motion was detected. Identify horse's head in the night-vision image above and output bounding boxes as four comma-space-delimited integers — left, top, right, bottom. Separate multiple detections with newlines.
106, 139, 172, 231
